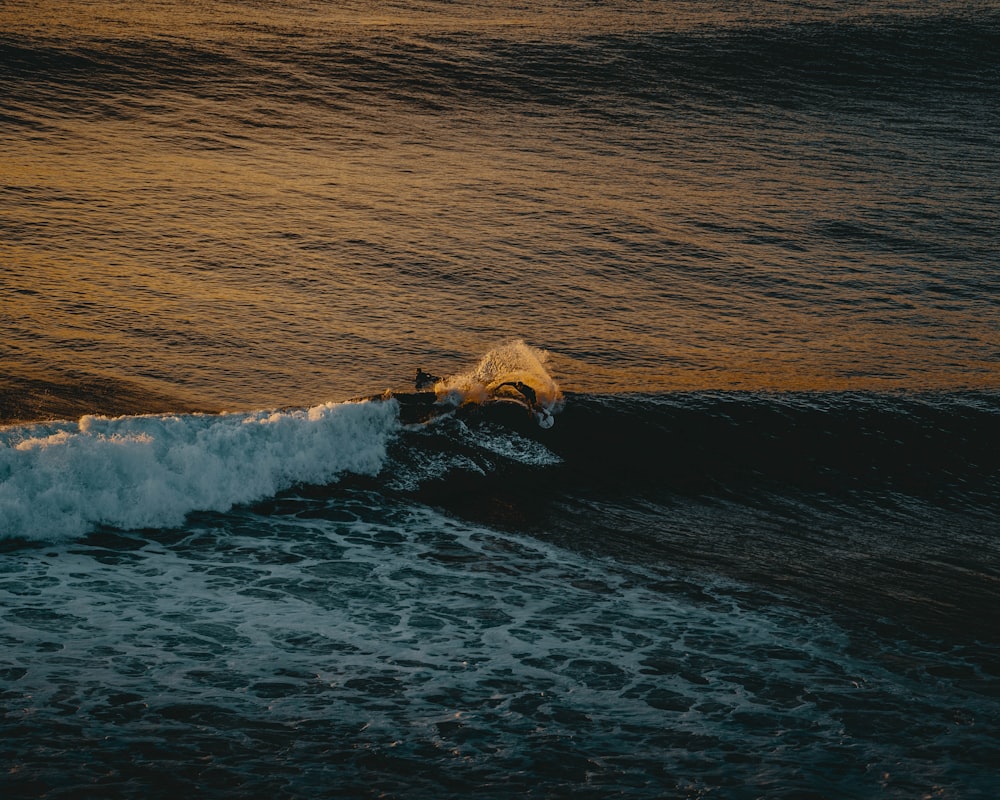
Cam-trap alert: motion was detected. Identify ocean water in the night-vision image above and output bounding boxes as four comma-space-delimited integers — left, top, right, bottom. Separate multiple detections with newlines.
2, 1, 999, 798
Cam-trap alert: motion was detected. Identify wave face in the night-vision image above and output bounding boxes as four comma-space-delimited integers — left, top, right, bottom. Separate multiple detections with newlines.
374, 388, 1000, 520
528, 391, 1000, 506
9, 370, 995, 544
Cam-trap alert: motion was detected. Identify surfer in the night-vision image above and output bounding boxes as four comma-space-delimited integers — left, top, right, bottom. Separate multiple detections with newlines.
496, 380, 537, 408
414, 368, 441, 390
411, 371, 553, 427
496, 381, 554, 428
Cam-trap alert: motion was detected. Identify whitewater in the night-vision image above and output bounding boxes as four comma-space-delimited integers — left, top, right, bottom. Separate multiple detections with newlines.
1, 340, 566, 540
0, 401, 397, 539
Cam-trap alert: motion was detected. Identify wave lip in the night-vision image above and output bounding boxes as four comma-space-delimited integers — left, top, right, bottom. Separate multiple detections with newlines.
0, 400, 399, 541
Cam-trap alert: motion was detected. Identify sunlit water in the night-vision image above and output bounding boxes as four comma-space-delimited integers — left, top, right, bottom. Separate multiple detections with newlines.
2, 2, 999, 798
3, 0, 998, 418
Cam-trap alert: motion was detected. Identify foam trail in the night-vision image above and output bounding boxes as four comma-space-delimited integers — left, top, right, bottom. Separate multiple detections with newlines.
0, 400, 399, 541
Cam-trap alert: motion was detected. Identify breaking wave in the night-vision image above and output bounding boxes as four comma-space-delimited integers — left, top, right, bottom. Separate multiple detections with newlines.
4, 339, 998, 543
0, 341, 565, 541
0, 401, 398, 540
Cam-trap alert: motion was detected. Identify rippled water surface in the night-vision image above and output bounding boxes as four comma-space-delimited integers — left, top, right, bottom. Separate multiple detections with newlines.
4, 496, 997, 799
3, 0, 998, 420
2, 2, 999, 798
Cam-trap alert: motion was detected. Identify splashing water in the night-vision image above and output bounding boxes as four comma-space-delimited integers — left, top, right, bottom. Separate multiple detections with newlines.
434, 340, 564, 427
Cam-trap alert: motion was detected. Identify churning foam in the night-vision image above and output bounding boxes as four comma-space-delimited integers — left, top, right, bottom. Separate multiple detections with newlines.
0, 400, 399, 541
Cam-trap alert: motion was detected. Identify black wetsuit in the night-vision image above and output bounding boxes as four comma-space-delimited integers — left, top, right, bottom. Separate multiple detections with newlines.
497, 381, 537, 407
414, 369, 441, 390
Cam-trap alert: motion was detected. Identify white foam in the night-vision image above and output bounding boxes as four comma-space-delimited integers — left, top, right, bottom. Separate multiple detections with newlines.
470, 425, 562, 466
0, 400, 399, 540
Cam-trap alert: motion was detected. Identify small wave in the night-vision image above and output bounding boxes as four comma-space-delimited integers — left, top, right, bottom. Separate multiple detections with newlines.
0, 400, 399, 541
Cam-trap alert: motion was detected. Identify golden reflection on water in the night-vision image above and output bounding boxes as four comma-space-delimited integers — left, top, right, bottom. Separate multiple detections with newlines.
3, 0, 997, 416
0, 0, 693, 42
5, 107, 997, 407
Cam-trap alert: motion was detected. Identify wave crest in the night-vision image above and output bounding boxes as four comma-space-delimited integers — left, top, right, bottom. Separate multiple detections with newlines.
0, 400, 398, 541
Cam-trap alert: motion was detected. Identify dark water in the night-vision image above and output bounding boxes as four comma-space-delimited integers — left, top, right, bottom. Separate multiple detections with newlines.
2, 1, 999, 798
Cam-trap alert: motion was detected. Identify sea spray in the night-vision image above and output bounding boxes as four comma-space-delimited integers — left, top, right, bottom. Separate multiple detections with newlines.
435, 339, 564, 415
